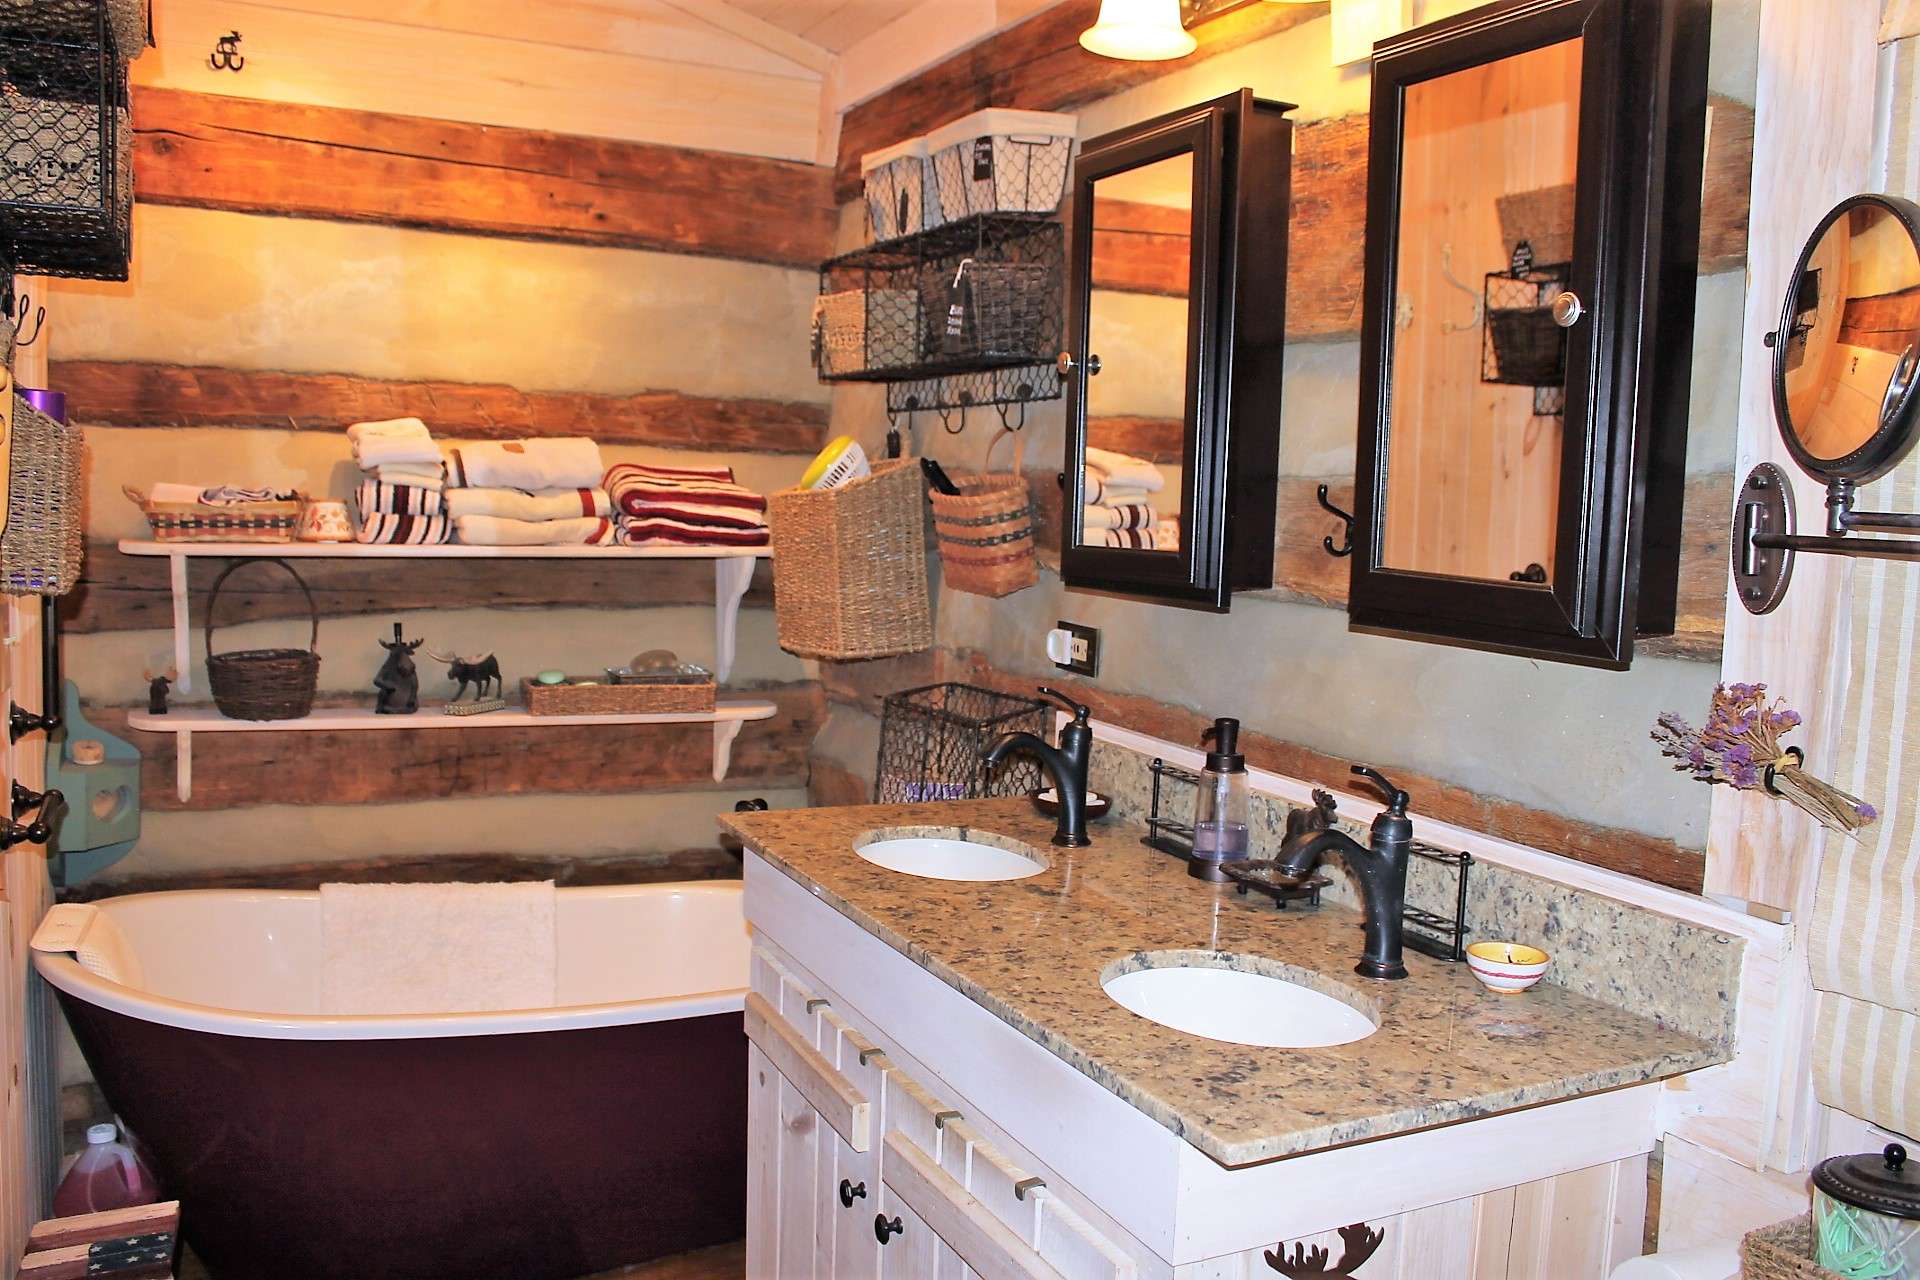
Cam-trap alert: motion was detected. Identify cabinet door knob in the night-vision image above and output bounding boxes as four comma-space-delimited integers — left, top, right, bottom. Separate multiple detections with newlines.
839, 1179, 867, 1207
874, 1213, 904, 1244
1055, 352, 1102, 376
1550, 291, 1584, 328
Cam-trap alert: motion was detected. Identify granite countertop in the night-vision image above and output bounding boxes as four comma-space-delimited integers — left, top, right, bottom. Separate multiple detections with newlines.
722, 798, 1730, 1169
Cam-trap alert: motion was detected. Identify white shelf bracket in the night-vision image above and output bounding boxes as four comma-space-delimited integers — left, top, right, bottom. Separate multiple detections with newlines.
169, 552, 192, 694
713, 718, 746, 783
714, 556, 755, 684
175, 728, 192, 803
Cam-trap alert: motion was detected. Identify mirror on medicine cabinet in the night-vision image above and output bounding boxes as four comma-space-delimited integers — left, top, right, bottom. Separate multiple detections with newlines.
1348, 0, 1710, 667
1059, 89, 1294, 611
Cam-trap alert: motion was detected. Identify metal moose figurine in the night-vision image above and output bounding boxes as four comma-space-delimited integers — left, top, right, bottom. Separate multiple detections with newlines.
424, 648, 501, 702
373, 623, 423, 715
1265, 1223, 1386, 1278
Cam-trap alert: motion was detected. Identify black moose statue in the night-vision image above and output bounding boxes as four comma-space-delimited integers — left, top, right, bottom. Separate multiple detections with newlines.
424, 647, 502, 702
373, 622, 423, 715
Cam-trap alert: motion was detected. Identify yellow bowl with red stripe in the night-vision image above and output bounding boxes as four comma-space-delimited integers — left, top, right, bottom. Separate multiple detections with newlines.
1466, 941, 1551, 994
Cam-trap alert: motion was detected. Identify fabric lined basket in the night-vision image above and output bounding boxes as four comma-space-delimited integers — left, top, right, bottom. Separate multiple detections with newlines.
125, 485, 301, 543
0, 394, 85, 596
204, 559, 321, 721
1742, 1216, 1841, 1280
768, 456, 932, 661
930, 429, 1035, 598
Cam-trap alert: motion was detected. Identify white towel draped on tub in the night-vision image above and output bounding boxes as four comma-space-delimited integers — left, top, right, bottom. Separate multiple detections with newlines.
320, 881, 558, 1015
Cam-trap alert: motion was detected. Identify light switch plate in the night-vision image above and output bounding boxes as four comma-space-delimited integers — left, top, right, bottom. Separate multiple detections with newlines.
1050, 620, 1099, 677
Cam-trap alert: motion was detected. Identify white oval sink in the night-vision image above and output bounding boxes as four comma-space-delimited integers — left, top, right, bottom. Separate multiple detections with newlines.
1103, 965, 1377, 1048
855, 836, 1045, 882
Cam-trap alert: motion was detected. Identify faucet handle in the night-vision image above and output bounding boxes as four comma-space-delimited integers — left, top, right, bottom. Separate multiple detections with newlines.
1036, 686, 1090, 725
1351, 765, 1409, 818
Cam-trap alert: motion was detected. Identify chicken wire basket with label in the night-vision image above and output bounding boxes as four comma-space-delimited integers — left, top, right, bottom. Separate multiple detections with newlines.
0, 0, 138, 282
875, 683, 1051, 804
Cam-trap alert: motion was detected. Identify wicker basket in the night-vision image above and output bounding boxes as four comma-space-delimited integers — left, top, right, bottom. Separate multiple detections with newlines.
125, 485, 301, 543
931, 429, 1035, 598
521, 674, 716, 717
204, 559, 321, 721
1743, 1215, 1841, 1280
769, 456, 932, 661
0, 394, 84, 596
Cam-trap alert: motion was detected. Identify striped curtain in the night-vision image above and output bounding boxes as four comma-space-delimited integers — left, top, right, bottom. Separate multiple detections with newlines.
1807, 35, 1920, 1137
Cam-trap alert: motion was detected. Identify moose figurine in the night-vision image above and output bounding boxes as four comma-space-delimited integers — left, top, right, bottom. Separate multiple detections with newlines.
424, 647, 502, 702
373, 622, 423, 715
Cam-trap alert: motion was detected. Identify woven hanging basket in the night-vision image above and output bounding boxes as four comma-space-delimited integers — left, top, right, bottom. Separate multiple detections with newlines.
0, 395, 85, 597
930, 429, 1036, 598
204, 559, 321, 721
1742, 1215, 1843, 1280
768, 456, 932, 661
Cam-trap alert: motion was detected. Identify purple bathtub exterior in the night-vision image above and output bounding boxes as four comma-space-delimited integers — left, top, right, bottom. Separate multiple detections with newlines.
57, 993, 747, 1280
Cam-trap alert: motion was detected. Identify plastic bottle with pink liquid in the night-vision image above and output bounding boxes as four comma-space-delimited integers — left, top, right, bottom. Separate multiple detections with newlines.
52, 1122, 158, 1216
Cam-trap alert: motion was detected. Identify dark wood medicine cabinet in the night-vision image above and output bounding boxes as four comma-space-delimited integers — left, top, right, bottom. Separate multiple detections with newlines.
1058, 89, 1295, 611
1348, 0, 1710, 667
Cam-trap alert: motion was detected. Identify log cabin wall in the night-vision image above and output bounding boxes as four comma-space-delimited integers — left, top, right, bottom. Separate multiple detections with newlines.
811, 0, 1761, 894
43, 1, 841, 888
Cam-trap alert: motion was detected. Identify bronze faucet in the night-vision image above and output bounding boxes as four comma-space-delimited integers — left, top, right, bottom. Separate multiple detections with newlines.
981, 688, 1092, 847
1275, 765, 1413, 980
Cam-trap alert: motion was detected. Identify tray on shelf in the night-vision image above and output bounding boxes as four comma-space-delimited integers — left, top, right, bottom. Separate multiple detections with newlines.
521, 671, 716, 717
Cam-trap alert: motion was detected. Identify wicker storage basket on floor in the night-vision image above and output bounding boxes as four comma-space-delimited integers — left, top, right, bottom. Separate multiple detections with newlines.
1743, 1215, 1841, 1280
204, 559, 321, 721
0, 394, 84, 596
769, 456, 932, 660
930, 430, 1035, 598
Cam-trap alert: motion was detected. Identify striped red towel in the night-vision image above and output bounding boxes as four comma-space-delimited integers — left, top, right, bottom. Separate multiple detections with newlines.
355, 511, 451, 545
604, 463, 767, 523
356, 479, 444, 518
614, 516, 770, 548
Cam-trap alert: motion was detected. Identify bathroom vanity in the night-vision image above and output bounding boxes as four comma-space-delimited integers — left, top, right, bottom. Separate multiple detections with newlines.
725, 799, 1731, 1278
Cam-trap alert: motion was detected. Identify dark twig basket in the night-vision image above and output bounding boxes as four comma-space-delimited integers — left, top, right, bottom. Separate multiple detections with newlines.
204, 559, 321, 721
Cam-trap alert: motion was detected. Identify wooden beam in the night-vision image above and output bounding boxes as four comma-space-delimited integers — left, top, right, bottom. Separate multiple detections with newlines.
92, 682, 823, 811
132, 86, 839, 269
833, 0, 1325, 200
1086, 415, 1182, 464
938, 650, 1708, 892
52, 362, 827, 453
1090, 197, 1191, 297
65, 543, 776, 635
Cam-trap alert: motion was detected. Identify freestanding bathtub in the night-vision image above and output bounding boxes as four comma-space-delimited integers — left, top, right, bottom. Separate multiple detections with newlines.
34, 882, 749, 1280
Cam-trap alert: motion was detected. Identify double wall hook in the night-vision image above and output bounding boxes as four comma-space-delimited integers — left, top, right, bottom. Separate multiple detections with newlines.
11, 293, 44, 348
1317, 485, 1354, 557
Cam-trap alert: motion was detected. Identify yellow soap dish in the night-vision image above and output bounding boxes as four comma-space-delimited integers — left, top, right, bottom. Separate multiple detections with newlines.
1466, 941, 1551, 994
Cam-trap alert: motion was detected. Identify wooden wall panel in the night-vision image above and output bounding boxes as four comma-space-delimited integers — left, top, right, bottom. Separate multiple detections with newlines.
66, 546, 775, 634
132, 87, 839, 269
96, 682, 823, 811
52, 362, 827, 453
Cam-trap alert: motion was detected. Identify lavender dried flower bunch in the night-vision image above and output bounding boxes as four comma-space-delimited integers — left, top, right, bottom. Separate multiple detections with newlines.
1653, 683, 1877, 836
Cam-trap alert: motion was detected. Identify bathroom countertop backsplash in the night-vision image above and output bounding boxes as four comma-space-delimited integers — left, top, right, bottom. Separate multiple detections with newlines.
1088, 739, 1742, 1048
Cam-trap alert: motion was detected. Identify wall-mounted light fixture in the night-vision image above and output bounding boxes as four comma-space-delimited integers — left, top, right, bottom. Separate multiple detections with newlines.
1080, 0, 1324, 63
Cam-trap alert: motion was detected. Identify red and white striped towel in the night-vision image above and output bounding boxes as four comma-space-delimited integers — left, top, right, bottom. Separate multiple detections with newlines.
614, 516, 770, 549
604, 463, 767, 523
355, 511, 451, 545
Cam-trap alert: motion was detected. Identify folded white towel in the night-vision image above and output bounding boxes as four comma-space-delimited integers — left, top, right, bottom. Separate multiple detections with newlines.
1081, 502, 1156, 531
1085, 446, 1165, 494
453, 439, 605, 491
346, 417, 432, 447
453, 514, 616, 546
1083, 476, 1153, 507
444, 487, 612, 522
149, 483, 297, 505
320, 881, 557, 1015
369, 462, 446, 491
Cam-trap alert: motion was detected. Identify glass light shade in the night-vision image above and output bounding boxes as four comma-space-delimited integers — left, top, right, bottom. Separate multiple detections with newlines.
1079, 0, 1197, 60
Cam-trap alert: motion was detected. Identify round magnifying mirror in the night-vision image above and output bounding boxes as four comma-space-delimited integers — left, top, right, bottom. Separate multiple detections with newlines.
1772, 193, 1920, 485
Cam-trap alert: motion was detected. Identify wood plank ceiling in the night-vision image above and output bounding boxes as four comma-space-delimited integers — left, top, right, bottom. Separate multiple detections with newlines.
719, 0, 933, 53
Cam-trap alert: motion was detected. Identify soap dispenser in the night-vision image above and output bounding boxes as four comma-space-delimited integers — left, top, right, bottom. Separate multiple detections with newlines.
1191, 717, 1251, 881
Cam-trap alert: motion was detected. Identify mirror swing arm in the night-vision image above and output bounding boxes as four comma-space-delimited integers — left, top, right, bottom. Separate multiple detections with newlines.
1733, 194, 1920, 615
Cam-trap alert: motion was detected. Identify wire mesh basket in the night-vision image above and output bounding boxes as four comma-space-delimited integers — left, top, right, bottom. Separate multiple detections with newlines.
816, 214, 1062, 383
875, 683, 1050, 804
0, 0, 135, 282
1482, 251, 1570, 392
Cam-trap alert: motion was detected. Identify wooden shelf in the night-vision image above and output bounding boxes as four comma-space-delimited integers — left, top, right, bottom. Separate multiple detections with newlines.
128, 701, 780, 801
114, 538, 769, 691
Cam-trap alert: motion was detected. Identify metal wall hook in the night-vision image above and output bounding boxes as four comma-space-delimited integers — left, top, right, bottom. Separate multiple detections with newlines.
12, 294, 44, 347
1316, 485, 1354, 557
209, 30, 244, 72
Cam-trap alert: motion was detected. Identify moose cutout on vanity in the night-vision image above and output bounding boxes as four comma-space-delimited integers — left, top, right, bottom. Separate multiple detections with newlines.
1265, 1222, 1387, 1277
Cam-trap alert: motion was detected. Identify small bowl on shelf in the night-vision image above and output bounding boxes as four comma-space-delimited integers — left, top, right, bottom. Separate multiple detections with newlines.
1031, 788, 1111, 821
1466, 941, 1551, 994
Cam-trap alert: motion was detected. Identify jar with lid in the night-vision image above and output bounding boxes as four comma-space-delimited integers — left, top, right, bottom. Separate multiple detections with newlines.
1814, 1142, 1920, 1274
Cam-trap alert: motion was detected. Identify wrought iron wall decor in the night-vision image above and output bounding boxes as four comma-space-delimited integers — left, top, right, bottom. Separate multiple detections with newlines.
208, 30, 243, 71
1265, 1222, 1386, 1278
1734, 194, 1920, 613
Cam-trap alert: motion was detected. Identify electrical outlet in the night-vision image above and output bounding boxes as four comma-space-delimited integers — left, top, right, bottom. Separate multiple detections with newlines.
1048, 620, 1100, 677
